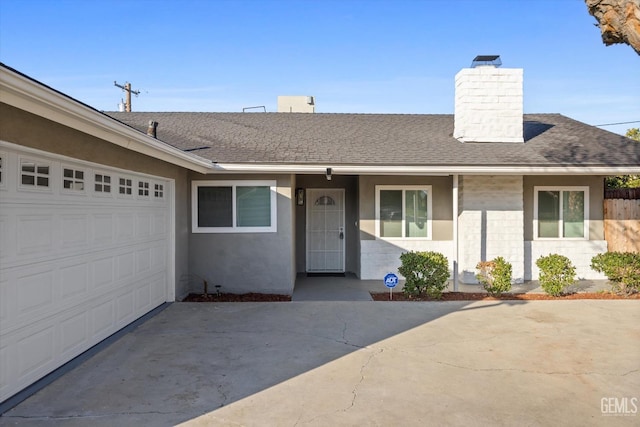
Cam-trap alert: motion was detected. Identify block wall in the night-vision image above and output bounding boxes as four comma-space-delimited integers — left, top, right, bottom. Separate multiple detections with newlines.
458, 175, 524, 283
454, 67, 523, 143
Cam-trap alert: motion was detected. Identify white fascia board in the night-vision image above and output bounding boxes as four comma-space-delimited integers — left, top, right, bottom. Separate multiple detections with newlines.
211, 163, 640, 175
1, 68, 213, 173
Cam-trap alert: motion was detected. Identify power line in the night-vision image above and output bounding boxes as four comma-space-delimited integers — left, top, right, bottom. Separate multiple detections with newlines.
595, 120, 640, 127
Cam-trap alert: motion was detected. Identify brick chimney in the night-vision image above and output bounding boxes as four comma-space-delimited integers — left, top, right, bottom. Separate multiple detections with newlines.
454, 56, 523, 143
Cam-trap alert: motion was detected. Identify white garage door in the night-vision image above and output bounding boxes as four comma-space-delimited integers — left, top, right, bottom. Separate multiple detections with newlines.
0, 143, 174, 403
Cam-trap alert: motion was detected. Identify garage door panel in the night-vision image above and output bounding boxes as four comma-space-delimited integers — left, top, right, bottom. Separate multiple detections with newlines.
0, 214, 12, 259
18, 326, 55, 382
116, 252, 135, 280
92, 257, 114, 289
3, 255, 163, 338
136, 248, 151, 274
150, 244, 166, 270
92, 213, 113, 245
17, 269, 55, 317
136, 282, 152, 312
152, 211, 167, 237
150, 274, 167, 304
0, 343, 9, 400
59, 262, 89, 298
0, 144, 172, 403
92, 300, 115, 340
17, 215, 53, 256
60, 311, 88, 359
60, 214, 89, 249
137, 212, 151, 238
116, 213, 135, 242
116, 291, 135, 324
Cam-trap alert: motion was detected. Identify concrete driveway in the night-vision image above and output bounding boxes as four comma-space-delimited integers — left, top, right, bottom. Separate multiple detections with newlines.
1, 300, 638, 426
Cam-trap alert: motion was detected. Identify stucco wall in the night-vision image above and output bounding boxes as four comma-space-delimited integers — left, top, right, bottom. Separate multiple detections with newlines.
523, 175, 607, 280
358, 175, 454, 280
189, 173, 295, 295
523, 175, 605, 241
358, 175, 453, 240
0, 103, 192, 299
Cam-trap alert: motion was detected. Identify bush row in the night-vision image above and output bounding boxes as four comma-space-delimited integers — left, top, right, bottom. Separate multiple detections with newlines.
397, 250, 640, 298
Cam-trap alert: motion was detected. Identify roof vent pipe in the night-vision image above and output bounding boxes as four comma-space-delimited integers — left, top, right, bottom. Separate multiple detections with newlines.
147, 120, 158, 138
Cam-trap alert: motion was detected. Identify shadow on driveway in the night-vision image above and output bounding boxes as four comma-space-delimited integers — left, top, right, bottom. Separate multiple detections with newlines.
2, 300, 638, 426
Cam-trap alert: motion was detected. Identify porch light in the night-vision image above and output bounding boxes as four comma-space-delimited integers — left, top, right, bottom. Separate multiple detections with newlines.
326, 167, 332, 181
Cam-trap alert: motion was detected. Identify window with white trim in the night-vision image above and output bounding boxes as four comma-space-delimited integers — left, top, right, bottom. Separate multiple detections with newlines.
154, 183, 164, 198
534, 186, 589, 239
63, 167, 85, 191
95, 173, 112, 193
192, 180, 277, 233
119, 177, 133, 195
138, 181, 150, 197
375, 185, 432, 239
21, 160, 50, 187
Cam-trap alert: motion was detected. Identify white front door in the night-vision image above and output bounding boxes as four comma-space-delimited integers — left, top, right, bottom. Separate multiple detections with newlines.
306, 189, 345, 272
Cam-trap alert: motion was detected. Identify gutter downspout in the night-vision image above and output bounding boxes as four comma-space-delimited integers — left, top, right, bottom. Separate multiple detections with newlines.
452, 174, 459, 291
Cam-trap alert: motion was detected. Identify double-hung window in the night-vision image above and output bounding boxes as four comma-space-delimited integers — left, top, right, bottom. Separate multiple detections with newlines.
375, 185, 432, 239
192, 180, 277, 233
534, 186, 589, 239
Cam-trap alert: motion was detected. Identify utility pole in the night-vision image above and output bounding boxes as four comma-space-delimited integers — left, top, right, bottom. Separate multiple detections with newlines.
114, 81, 140, 112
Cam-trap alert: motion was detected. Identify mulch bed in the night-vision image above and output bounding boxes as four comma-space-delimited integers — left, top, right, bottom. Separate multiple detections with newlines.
181, 291, 639, 302
370, 291, 640, 301
182, 292, 291, 302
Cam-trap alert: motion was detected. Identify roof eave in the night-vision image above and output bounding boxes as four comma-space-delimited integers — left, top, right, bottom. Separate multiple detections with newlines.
0, 66, 213, 174
210, 163, 640, 175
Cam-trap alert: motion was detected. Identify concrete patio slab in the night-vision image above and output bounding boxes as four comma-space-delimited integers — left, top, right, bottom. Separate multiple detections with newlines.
1, 300, 638, 426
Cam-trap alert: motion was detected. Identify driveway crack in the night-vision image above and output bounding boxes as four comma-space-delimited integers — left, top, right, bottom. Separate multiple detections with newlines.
342, 348, 383, 413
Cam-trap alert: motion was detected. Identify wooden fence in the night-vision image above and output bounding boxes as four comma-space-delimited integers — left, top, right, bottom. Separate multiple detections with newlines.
603, 199, 640, 252
604, 188, 640, 200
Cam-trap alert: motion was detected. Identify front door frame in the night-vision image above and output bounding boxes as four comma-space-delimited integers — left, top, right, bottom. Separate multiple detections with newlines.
305, 188, 346, 273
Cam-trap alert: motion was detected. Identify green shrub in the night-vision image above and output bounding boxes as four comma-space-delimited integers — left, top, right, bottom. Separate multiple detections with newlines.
398, 251, 450, 299
536, 254, 576, 296
476, 257, 512, 296
591, 252, 640, 296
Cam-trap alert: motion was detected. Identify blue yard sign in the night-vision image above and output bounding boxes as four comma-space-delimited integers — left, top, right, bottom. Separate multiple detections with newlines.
384, 273, 398, 288
383, 273, 399, 300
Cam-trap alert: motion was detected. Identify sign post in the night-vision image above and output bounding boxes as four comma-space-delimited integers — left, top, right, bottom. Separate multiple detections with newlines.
383, 273, 399, 300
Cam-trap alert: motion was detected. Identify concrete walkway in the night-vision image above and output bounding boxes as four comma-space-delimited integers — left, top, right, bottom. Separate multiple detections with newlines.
1, 300, 638, 426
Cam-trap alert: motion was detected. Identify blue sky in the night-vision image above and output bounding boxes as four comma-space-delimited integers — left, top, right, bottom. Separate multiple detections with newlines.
1, 0, 638, 135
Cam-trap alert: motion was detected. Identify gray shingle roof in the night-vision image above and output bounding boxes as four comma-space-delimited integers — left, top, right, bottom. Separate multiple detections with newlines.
105, 112, 639, 167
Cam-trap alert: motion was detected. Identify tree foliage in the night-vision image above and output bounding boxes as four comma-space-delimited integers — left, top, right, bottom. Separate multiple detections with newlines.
605, 128, 640, 189
626, 127, 640, 141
